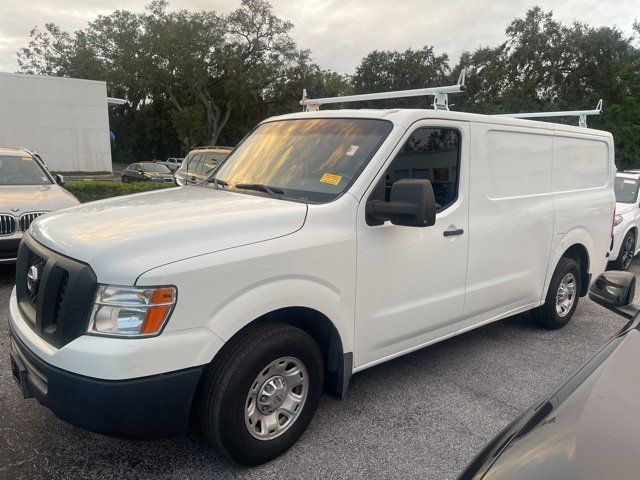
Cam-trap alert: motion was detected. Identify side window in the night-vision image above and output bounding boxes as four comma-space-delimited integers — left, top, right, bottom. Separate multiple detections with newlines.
131, 163, 140, 171
375, 127, 460, 211
188, 154, 204, 173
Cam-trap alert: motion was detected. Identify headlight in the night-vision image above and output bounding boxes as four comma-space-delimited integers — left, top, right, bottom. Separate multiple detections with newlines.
87, 285, 176, 337
614, 214, 624, 226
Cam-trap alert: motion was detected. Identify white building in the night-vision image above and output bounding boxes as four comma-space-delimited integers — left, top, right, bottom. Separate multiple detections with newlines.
0, 72, 124, 172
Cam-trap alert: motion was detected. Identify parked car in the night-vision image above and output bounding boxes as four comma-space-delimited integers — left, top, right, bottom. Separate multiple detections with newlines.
609, 171, 640, 270
458, 270, 640, 480
174, 146, 232, 186
121, 162, 174, 183
8, 108, 614, 465
0, 147, 79, 264
164, 157, 184, 172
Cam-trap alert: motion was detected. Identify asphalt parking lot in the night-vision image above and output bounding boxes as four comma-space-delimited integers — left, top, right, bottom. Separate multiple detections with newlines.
0, 263, 635, 480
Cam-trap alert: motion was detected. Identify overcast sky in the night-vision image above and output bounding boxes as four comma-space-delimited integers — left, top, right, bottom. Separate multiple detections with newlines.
1, 0, 639, 75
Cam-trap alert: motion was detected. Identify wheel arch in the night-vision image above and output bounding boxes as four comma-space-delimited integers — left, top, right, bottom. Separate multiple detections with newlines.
560, 243, 590, 296
211, 306, 352, 398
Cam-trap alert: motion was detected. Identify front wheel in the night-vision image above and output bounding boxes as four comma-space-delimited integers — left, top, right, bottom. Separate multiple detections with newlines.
197, 322, 324, 465
532, 257, 581, 329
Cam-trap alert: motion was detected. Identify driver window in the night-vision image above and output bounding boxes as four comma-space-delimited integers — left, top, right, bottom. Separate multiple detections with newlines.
372, 127, 460, 211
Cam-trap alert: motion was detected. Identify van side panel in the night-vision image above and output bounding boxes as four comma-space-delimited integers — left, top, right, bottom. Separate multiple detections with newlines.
462, 124, 555, 329
542, 132, 614, 297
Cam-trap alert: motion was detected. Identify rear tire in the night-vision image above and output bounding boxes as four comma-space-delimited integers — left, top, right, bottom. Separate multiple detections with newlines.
197, 322, 324, 465
532, 257, 581, 329
611, 231, 636, 271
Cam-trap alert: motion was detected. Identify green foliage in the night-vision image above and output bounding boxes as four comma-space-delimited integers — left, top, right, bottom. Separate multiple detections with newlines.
353, 46, 449, 108
65, 181, 174, 203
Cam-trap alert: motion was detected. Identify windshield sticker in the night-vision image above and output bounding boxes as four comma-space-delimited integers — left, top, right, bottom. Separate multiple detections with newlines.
623, 179, 636, 184
21, 156, 32, 161
320, 173, 343, 186
346, 145, 359, 156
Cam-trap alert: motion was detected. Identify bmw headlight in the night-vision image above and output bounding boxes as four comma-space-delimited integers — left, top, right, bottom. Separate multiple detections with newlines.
614, 214, 624, 226
87, 285, 176, 337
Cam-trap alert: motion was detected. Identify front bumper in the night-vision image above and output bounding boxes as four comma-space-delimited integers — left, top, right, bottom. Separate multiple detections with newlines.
9, 323, 203, 438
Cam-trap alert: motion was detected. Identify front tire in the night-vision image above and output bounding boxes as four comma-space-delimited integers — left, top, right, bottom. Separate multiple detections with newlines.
197, 322, 324, 465
611, 231, 636, 271
532, 257, 581, 329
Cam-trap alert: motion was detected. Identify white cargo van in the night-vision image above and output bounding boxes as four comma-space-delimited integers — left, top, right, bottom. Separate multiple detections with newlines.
8, 81, 615, 465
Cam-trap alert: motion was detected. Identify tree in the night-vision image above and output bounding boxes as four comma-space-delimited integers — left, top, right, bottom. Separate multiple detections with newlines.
352, 46, 450, 108
452, 8, 640, 166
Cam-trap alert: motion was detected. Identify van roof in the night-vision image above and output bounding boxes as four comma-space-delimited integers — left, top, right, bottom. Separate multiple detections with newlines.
267, 109, 613, 139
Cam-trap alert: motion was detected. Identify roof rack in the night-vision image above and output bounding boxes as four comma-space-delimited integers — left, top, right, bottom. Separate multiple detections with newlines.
494, 100, 603, 128
300, 69, 466, 112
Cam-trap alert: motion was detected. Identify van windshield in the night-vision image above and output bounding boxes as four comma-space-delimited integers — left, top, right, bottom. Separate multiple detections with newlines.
212, 118, 393, 203
615, 176, 640, 203
0, 155, 52, 186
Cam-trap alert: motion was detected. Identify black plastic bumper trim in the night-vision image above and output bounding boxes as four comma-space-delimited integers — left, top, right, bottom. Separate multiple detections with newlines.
9, 324, 204, 439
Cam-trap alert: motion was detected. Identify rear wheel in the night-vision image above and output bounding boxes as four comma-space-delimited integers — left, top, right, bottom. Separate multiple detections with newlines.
612, 231, 636, 271
532, 257, 581, 329
197, 322, 323, 465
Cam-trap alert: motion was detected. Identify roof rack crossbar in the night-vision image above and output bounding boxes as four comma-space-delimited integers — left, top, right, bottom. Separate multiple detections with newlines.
494, 99, 603, 127
300, 69, 466, 112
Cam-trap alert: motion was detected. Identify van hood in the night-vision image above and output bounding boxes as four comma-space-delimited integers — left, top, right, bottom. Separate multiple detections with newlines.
0, 184, 79, 214
30, 186, 307, 284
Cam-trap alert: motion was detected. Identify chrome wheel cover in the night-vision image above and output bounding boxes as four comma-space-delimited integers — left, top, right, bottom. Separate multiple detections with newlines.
555, 272, 577, 317
244, 356, 309, 441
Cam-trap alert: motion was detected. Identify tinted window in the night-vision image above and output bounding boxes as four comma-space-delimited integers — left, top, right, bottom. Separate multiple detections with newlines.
130, 163, 140, 171
376, 128, 460, 211
615, 176, 640, 203
200, 153, 227, 175
213, 119, 393, 203
0, 154, 52, 185
186, 154, 203, 173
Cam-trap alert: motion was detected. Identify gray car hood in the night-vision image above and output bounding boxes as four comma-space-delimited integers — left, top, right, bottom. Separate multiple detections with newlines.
480, 328, 640, 480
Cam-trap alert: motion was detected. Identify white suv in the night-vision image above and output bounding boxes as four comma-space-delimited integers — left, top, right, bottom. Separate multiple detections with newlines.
8, 109, 615, 465
609, 171, 640, 270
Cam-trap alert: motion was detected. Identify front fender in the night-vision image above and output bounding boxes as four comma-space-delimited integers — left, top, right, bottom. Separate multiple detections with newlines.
207, 275, 353, 356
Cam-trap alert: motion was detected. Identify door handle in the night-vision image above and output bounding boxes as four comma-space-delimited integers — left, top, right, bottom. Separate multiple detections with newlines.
443, 228, 464, 237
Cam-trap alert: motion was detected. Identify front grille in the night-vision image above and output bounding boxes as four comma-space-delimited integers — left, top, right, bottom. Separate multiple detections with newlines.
19, 212, 47, 232
16, 234, 98, 348
0, 214, 16, 236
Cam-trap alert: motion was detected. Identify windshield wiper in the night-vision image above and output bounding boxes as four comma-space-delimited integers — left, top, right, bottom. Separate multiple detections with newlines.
235, 183, 285, 196
208, 178, 228, 189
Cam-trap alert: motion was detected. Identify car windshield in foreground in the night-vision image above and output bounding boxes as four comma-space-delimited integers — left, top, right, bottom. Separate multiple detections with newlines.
615, 176, 639, 203
143, 163, 171, 173
0, 154, 52, 186
211, 118, 393, 203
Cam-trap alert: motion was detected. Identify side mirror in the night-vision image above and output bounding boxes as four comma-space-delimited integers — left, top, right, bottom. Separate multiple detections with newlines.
55, 174, 65, 186
589, 271, 638, 320
366, 179, 437, 227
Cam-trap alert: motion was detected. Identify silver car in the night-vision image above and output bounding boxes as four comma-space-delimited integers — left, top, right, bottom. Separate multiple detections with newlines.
0, 147, 79, 264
